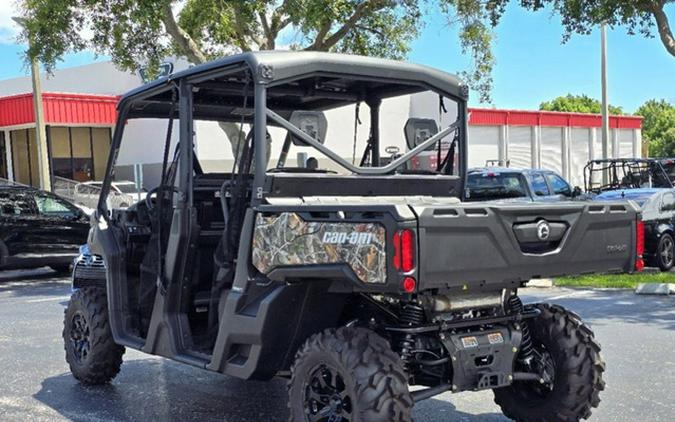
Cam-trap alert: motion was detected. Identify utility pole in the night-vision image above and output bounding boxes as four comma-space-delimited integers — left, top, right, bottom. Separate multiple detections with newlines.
600, 23, 610, 185
13, 17, 51, 191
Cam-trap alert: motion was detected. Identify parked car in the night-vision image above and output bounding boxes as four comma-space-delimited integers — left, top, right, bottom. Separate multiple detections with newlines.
592, 187, 663, 207
465, 167, 579, 202
638, 189, 675, 271
0, 185, 89, 272
74, 180, 146, 209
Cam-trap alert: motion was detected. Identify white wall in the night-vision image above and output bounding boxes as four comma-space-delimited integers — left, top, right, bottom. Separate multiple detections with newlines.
194, 94, 412, 173
0, 58, 191, 97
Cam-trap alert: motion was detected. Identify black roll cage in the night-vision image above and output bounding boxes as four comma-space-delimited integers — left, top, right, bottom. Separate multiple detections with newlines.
583, 158, 673, 193
96, 59, 469, 218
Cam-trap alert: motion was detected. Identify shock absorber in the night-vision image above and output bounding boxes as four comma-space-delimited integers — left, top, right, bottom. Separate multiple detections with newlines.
401, 302, 425, 326
508, 295, 534, 364
399, 302, 425, 369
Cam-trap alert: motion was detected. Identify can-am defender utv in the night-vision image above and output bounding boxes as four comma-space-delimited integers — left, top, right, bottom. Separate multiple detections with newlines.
65, 51, 642, 421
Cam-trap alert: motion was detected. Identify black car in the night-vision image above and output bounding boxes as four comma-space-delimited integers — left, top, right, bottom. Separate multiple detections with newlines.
0, 185, 90, 272
640, 189, 675, 271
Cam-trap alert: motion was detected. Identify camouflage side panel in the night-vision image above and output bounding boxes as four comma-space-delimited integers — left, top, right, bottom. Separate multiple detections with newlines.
252, 212, 387, 284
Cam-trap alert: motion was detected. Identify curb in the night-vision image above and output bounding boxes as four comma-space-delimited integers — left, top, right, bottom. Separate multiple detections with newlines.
525, 279, 553, 288
635, 283, 675, 295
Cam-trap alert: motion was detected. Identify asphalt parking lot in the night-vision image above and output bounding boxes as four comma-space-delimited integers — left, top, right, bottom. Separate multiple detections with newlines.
0, 269, 673, 422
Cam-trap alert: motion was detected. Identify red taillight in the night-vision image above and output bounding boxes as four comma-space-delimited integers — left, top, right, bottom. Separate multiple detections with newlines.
401, 229, 415, 272
392, 231, 401, 271
392, 229, 416, 272
402, 276, 417, 293
636, 220, 645, 271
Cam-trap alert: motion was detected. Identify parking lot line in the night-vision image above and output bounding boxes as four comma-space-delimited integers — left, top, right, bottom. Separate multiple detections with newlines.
24, 296, 70, 303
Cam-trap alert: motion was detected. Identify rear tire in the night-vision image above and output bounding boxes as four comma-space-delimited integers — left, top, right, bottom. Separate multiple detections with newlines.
288, 326, 413, 422
63, 287, 125, 385
656, 233, 674, 271
493, 304, 605, 422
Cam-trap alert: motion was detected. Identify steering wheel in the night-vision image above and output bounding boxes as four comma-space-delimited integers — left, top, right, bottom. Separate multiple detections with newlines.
145, 185, 181, 210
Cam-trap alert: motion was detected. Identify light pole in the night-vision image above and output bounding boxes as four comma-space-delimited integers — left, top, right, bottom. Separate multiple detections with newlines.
600, 23, 610, 185
13, 16, 51, 191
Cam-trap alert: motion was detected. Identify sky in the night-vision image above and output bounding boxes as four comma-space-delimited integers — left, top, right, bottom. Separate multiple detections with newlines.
0, 2, 673, 113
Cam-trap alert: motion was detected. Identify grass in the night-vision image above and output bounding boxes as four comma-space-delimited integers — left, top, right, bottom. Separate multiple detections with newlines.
555, 271, 675, 289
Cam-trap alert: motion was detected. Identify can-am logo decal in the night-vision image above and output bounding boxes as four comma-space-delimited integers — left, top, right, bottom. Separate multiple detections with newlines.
322, 232, 374, 245
537, 221, 551, 241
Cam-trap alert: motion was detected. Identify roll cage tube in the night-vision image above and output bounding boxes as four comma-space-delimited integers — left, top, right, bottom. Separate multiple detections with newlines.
253, 82, 267, 203
266, 108, 461, 176
96, 106, 129, 218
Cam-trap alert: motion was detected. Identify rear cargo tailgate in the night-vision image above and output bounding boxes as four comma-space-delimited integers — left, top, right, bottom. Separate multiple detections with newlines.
412, 201, 639, 289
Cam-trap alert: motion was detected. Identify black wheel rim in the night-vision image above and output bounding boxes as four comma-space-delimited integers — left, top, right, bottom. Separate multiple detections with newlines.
70, 311, 91, 363
660, 237, 673, 267
529, 344, 556, 397
514, 342, 557, 403
303, 364, 353, 422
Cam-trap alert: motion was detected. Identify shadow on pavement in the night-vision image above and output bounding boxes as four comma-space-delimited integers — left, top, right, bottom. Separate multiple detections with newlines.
414, 396, 508, 421
35, 359, 290, 422
34, 358, 507, 422
0, 268, 71, 298
526, 288, 675, 331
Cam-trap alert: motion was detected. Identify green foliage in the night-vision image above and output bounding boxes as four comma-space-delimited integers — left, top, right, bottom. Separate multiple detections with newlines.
17, 0, 514, 103
20, 0, 172, 78
540, 94, 623, 115
518, 0, 675, 57
555, 271, 673, 288
636, 99, 675, 157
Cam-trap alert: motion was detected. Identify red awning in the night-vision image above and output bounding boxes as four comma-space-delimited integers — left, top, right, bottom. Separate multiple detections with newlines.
0, 92, 119, 127
468, 107, 642, 129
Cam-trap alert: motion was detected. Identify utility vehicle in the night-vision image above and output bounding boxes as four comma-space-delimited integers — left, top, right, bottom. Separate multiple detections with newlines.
584, 158, 673, 194
64, 52, 642, 422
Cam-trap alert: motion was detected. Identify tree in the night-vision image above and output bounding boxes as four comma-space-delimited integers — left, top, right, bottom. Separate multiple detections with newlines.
17, 0, 512, 103
540, 94, 624, 115
635, 99, 675, 156
519, 0, 675, 58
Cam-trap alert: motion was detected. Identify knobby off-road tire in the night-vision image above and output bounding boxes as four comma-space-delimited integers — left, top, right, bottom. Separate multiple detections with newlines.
288, 326, 413, 422
494, 304, 605, 422
656, 233, 674, 271
63, 287, 125, 385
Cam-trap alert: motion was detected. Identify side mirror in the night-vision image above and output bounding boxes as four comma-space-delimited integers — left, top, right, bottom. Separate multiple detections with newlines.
572, 186, 582, 197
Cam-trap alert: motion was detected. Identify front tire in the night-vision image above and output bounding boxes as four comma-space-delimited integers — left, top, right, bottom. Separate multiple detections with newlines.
494, 304, 605, 422
63, 287, 125, 385
288, 327, 413, 422
656, 233, 674, 271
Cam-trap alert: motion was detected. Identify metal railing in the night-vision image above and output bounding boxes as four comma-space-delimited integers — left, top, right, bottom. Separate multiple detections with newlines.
54, 176, 140, 210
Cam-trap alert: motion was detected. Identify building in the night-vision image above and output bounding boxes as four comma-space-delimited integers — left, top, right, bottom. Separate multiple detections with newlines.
0, 59, 642, 190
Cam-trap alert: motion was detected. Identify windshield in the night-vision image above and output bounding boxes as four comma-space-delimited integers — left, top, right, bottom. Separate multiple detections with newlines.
193, 89, 462, 177
465, 172, 528, 201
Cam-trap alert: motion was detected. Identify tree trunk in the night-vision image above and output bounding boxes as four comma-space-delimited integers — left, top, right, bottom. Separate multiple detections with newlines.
651, 3, 675, 57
